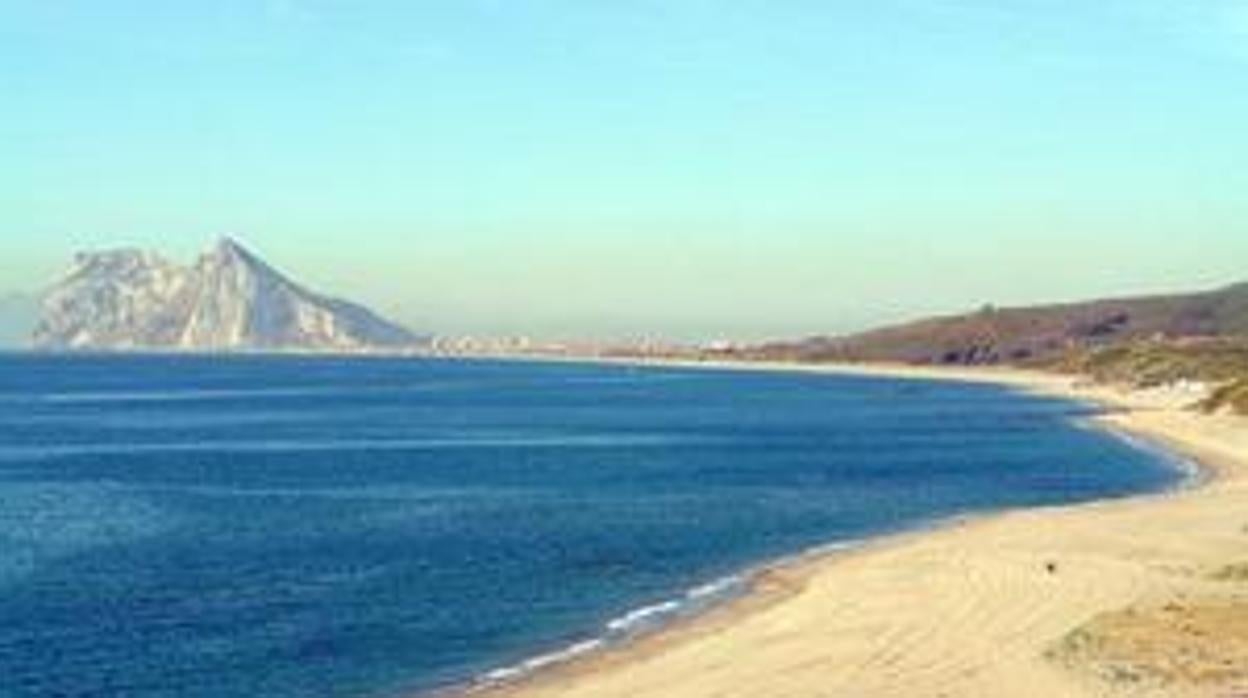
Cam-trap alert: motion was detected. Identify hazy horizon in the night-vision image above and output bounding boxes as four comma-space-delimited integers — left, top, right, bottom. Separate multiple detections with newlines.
5, 2, 1248, 341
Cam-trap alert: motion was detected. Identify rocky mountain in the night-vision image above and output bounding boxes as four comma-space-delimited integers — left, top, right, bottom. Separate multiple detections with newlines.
736, 282, 1248, 366
33, 238, 425, 352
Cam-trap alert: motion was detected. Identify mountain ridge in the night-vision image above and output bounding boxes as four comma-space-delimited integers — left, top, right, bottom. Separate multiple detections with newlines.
33, 238, 425, 352
738, 281, 1248, 366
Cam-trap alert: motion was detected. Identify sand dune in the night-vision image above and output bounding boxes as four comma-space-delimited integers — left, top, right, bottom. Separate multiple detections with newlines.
476, 365, 1248, 698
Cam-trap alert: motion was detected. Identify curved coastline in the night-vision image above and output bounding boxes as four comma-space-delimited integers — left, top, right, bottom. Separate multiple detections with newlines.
432, 362, 1244, 698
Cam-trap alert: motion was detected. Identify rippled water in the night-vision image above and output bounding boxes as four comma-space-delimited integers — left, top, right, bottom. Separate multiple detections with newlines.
0, 354, 1182, 697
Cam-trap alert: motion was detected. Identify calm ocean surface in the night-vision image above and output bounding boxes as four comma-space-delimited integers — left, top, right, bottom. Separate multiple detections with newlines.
0, 354, 1182, 697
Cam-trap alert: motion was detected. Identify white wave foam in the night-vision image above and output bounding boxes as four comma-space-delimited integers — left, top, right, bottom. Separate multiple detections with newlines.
605, 599, 682, 634
686, 573, 744, 601
481, 639, 606, 683
472, 572, 748, 690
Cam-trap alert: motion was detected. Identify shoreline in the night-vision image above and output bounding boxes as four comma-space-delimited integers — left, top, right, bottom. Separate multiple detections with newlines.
448, 360, 1247, 698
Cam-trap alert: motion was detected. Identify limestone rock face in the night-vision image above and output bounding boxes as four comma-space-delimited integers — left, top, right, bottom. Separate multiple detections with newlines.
33, 238, 423, 352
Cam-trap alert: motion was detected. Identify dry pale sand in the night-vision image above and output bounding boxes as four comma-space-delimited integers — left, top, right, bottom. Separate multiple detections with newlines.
468, 362, 1248, 698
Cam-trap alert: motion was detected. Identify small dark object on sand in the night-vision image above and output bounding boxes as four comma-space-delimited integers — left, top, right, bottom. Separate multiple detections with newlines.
1046, 561, 1058, 574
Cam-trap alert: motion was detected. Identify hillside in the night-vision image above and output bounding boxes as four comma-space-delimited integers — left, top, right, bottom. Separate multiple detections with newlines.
744, 282, 1248, 366
703, 282, 1248, 415
1042, 339, 1248, 415
1047, 338, 1248, 386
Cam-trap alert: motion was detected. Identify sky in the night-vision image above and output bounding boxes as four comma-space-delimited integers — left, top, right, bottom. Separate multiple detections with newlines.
3, 1, 1248, 341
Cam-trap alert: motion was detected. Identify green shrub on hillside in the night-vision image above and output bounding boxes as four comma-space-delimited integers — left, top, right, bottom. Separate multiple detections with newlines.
1200, 379, 1248, 416
1049, 340, 1248, 388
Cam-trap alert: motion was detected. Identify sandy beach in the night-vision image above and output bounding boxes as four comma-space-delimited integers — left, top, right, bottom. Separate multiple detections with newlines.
470, 362, 1248, 698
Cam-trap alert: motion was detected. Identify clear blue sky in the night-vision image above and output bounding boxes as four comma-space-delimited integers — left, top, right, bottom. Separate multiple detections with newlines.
3, 1, 1247, 340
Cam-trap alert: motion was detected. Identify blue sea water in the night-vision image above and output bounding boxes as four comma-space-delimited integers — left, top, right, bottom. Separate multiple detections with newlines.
0, 354, 1183, 698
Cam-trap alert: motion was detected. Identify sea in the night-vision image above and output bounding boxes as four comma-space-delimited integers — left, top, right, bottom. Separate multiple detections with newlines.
0, 354, 1185, 698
